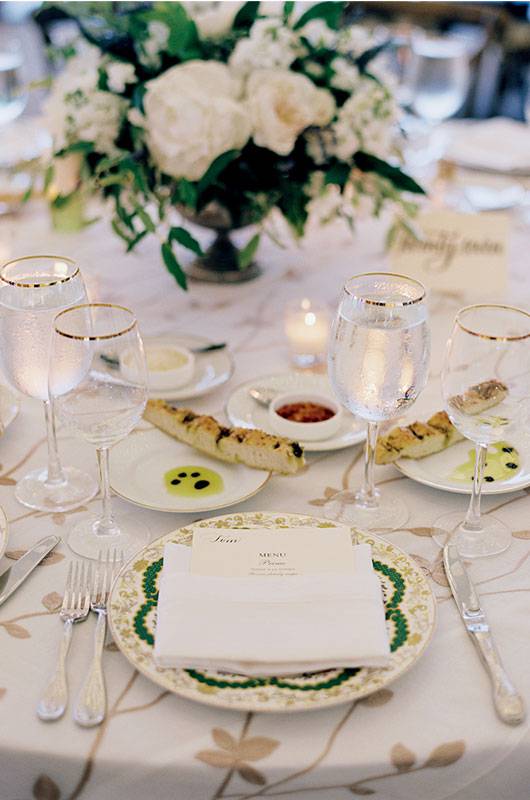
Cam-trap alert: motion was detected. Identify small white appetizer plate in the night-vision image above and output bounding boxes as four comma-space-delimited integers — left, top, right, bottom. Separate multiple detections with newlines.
110, 428, 270, 513
0, 385, 20, 433
395, 437, 530, 495
226, 373, 365, 452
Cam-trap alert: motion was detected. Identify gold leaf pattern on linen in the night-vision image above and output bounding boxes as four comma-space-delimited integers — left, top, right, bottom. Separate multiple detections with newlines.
0, 688, 6, 700
349, 787, 375, 796
0, 476, 16, 486
238, 764, 266, 785
424, 740, 465, 768
359, 688, 394, 707
431, 555, 449, 587
390, 742, 416, 771
42, 592, 62, 612
212, 728, 237, 751
5, 549, 26, 560
512, 530, 530, 539
237, 736, 279, 761
33, 774, 61, 800
3, 621, 30, 638
5, 549, 65, 566
407, 527, 435, 537
196, 749, 236, 769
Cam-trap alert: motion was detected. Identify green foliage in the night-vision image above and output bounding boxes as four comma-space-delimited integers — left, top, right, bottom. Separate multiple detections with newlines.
238, 233, 260, 270
324, 162, 351, 189
294, 1, 344, 31
283, 1, 295, 22
353, 152, 426, 195
174, 179, 198, 210
356, 41, 392, 74
169, 226, 204, 256
233, 1, 260, 30
141, 2, 201, 60
161, 242, 187, 289
197, 150, 240, 195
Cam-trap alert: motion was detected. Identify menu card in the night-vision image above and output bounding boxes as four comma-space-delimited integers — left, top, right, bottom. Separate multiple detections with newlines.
389, 209, 510, 295
190, 527, 356, 577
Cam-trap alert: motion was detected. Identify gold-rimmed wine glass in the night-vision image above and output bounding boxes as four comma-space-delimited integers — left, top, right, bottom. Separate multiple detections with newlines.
327, 272, 430, 531
0, 255, 98, 511
434, 304, 530, 558
49, 303, 149, 560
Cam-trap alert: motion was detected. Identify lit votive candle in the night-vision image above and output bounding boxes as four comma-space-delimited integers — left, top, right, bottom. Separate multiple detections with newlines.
284, 298, 331, 368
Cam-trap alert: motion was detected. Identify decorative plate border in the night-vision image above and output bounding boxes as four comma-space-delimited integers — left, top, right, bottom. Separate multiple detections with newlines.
108, 512, 436, 713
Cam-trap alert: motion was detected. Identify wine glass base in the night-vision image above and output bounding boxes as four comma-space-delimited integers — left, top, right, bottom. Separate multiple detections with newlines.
432, 511, 512, 558
15, 466, 98, 512
67, 514, 150, 561
325, 490, 409, 533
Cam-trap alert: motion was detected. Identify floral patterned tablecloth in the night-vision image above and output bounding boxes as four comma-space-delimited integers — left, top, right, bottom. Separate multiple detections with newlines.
0, 203, 529, 800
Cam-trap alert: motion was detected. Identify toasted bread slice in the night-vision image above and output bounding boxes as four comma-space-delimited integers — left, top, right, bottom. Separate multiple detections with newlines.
143, 400, 305, 475
450, 379, 508, 416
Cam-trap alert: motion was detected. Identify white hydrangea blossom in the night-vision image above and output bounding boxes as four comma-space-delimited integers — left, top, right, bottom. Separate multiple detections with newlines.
299, 19, 336, 48
105, 61, 137, 93
332, 78, 398, 160
138, 21, 170, 69
229, 18, 305, 76
336, 25, 375, 57
44, 44, 126, 155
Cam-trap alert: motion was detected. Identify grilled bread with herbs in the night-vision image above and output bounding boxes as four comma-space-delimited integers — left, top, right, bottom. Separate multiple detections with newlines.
144, 400, 305, 474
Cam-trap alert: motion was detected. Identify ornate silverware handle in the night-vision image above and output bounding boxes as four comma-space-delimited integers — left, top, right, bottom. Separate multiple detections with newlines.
471, 629, 526, 725
37, 619, 73, 721
74, 610, 107, 727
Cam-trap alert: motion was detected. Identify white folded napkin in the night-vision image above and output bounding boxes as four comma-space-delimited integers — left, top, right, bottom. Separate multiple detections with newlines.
154, 542, 390, 676
446, 118, 530, 174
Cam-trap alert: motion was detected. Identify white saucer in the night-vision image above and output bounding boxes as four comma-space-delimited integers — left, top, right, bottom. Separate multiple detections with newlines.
123, 335, 233, 400
0, 385, 19, 432
395, 437, 530, 495
110, 428, 270, 513
226, 373, 365, 452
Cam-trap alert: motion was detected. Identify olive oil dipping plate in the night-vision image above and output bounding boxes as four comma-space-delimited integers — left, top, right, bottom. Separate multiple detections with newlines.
110, 428, 270, 513
395, 438, 530, 495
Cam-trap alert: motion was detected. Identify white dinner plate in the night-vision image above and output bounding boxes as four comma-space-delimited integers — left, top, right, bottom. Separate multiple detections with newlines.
0, 506, 7, 561
110, 428, 270, 513
226, 373, 365, 452
113, 335, 234, 400
0, 385, 20, 433
108, 511, 436, 713
395, 436, 530, 495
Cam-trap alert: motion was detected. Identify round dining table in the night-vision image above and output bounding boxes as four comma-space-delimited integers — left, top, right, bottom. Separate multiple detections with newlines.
0, 194, 529, 800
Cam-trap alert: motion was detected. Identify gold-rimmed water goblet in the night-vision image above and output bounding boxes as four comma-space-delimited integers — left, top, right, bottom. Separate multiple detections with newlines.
0, 255, 98, 511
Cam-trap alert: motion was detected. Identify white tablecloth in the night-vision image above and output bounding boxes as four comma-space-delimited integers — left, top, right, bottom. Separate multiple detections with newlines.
0, 200, 529, 800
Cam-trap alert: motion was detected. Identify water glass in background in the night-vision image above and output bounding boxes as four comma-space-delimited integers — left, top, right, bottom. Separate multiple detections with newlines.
0, 256, 98, 511
0, 37, 26, 126
49, 304, 149, 560
328, 273, 430, 532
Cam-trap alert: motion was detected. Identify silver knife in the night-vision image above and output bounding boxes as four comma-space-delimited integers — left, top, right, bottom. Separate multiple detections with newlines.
0, 535, 60, 606
443, 539, 525, 726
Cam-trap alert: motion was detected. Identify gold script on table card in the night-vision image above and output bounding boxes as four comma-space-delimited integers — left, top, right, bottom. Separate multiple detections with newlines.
389, 209, 510, 295
190, 527, 355, 577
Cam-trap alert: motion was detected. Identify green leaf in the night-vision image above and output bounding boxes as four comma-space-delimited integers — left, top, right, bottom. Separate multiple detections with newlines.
22, 183, 33, 204
353, 152, 426, 195
324, 162, 351, 189
234, 1, 260, 29
126, 229, 148, 252
197, 150, 239, 195
131, 83, 146, 112
238, 233, 260, 270
169, 226, 203, 256
161, 242, 188, 290
175, 178, 197, 209
294, 1, 344, 31
283, 1, 295, 21
111, 217, 134, 245
43, 164, 54, 193
56, 140, 93, 157
143, 3, 200, 59
136, 206, 156, 233
357, 41, 392, 74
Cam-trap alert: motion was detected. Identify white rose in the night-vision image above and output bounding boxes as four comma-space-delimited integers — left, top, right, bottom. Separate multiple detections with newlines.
183, 2, 241, 39
247, 69, 335, 156
168, 60, 241, 98
143, 62, 250, 181
106, 61, 137, 93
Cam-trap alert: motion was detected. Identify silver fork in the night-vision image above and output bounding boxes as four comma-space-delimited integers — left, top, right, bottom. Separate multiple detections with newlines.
74, 549, 122, 728
37, 560, 91, 721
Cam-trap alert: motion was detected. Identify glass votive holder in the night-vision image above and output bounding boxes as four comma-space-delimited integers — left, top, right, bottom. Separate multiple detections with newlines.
284, 298, 331, 368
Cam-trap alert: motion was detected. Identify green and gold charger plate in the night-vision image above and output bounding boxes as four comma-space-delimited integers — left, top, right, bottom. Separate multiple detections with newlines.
108, 512, 436, 713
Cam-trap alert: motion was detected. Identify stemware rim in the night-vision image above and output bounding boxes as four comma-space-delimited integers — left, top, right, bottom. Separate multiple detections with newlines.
455, 304, 530, 342
53, 302, 137, 341
0, 255, 79, 288
342, 271, 426, 307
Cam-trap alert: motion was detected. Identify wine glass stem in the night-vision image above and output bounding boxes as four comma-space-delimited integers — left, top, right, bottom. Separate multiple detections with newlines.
95, 447, 118, 537
463, 443, 487, 531
43, 399, 66, 488
357, 422, 379, 509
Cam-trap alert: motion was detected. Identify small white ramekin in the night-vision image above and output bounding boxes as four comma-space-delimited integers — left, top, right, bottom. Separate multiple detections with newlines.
121, 344, 195, 390
268, 392, 342, 441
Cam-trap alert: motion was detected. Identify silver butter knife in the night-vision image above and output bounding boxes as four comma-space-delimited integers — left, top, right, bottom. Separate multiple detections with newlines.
443, 539, 525, 725
0, 535, 60, 606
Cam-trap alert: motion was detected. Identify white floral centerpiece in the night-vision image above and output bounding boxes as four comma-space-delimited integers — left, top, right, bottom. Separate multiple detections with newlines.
43, 1, 424, 288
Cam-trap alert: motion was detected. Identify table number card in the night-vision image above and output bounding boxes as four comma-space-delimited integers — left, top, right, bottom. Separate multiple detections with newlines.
389, 209, 510, 295
190, 527, 355, 577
